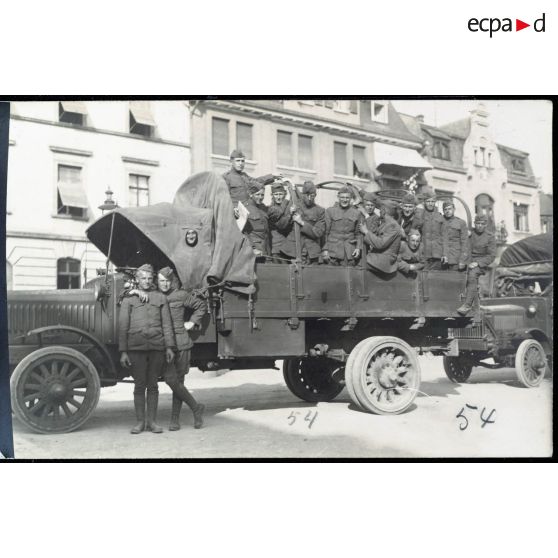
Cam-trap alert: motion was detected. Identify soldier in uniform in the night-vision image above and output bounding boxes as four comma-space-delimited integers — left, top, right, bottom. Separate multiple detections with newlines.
281, 181, 326, 265
441, 200, 469, 271
222, 149, 280, 217
243, 182, 270, 259
359, 199, 402, 274
398, 192, 423, 239
397, 229, 425, 276
420, 187, 444, 270
362, 191, 380, 235
322, 187, 362, 266
119, 264, 175, 434
457, 215, 496, 315
267, 182, 292, 263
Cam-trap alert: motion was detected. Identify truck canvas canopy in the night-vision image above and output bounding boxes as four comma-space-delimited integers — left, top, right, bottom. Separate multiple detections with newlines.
86, 172, 256, 292
498, 233, 553, 276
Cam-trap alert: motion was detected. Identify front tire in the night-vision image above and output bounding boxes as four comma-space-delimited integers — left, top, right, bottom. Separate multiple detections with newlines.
10, 346, 101, 434
515, 339, 547, 388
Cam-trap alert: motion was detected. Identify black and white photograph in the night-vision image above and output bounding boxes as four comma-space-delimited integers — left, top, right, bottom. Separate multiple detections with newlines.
1, 98, 553, 459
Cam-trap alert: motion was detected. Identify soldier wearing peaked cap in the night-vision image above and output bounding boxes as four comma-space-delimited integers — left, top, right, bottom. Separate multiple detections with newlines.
223, 149, 282, 215
119, 263, 175, 434
281, 181, 326, 264
457, 214, 496, 315
441, 200, 469, 271
398, 192, 424, 239
243, 182, 270, 260
267, 182, 292, 263
420, 187, 445, 270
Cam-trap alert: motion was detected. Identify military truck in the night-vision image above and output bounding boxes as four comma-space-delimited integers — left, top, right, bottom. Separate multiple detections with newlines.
7, 173, 553, 433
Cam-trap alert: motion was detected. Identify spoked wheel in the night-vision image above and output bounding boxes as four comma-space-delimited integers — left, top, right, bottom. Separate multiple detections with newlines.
443, 356, 473, 383
345, 336, 420, 414
515, 339, 547, 388
283, 357, 344, 402
10, 346, 101, 434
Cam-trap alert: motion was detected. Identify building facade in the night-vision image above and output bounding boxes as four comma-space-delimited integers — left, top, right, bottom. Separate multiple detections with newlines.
6, 100, 191, 290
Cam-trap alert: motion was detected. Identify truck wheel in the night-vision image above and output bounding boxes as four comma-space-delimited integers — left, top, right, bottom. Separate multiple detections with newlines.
10, 346, 101, 434
515, 339, 547, 388
345, 336, 420, 414
283, 357, 344, 402
443, 356, 473, 383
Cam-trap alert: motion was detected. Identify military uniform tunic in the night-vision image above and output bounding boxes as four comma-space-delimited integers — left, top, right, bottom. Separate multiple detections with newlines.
441, 215, 469, 266
421, 208, 444, 260
222, 169, 275, 206
324, 203, 363, 264
281, 203, 326, 262
364, 214, 402, 273
244, 198, 270, 255
463, 228, 497, 306
267, 199, 293, 257
397, 240, 425, 275
399, 211, 424, 239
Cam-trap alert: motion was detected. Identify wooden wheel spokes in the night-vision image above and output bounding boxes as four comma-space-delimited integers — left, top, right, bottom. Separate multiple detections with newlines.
365, 348, 412, 406
515, 339, 547, 389
523, 346, 545, 382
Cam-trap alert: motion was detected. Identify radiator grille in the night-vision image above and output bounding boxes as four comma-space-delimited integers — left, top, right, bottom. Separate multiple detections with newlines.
9, 302, 95, 335
448, 325, 484, 339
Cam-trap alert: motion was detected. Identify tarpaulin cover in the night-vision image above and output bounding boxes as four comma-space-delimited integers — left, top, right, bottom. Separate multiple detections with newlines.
499, 233, 553, 267
86, 172, 256, 292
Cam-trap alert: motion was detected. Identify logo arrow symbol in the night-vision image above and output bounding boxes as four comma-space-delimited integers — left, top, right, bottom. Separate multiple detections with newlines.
516, 19, 530, 31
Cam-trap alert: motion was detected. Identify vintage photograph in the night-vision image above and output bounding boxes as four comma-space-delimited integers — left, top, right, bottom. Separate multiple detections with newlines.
2, 98, 553, 458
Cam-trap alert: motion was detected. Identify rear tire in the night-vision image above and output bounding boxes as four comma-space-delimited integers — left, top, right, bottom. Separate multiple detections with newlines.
443, 356, 473, 383
283, 357, 344, 402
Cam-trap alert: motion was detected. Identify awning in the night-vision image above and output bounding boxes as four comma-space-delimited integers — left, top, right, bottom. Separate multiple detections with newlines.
60, 100, 88, 115
374, 143, 432, 171
129, 101, 155, 126
58, 181, 88, 208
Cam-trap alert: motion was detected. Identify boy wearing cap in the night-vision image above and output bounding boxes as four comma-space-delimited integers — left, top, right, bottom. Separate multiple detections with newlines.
323, 187, 362, 266
119, 264, 175, 434
420, 188, 445, 270
244, 182, 270, 259
457, 215, 496, 315
267, 182, 292, 263
441, 201, 469, 271
223, 149, 280, 215
281, 181, 326, 265
397, 229, 425, 276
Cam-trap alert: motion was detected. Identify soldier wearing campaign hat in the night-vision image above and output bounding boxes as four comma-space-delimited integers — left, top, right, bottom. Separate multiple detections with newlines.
420, 187, 445, 270
223, 149, 282, 214
323, 186, 362, 266
243, 182, 270, 259
441, 200, 469, 271
281, 181, 326, 264
267, 182, 292, 263
119, 263, 175, 434
457, 214, 496, 315
398, 192, 424, 239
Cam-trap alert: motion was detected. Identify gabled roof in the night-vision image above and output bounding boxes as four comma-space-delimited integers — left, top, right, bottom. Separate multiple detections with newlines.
438, 118, 471, 139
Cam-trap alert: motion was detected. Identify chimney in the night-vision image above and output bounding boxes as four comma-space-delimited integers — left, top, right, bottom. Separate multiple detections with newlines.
416, 114, 424, 123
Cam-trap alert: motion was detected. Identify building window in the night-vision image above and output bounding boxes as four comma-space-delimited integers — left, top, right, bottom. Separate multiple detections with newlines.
6, 261, 13, 290
129, 101, 155, 137
298, 134, 313, 169
435, 189, 454, 213
57, 258, 81, 289
371, 102, 388, 123
236, 122, 253, 160
57, 164, 87, 218
277, 130, 294, 166
334, 142, 348, 175
514, 203, 529, 232
352, 145, 371, 179
212, 117, 229, 156
129, 174, 150, 207
487, 152, 492, 168
58, 101, 87, 126
432, 140, 450, 161
512, 157, 526, 173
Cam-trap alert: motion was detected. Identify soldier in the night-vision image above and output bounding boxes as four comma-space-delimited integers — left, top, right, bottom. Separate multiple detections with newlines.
222, 149, 280, 217
397, 229, 425, 276
362, 191, 380, 235
420, 187, 444, 270
441, 200, 469, 271
322, 187, 362, 266
457, 215, 496, 315
157, 267, 207, 429
398, 192, 423, 239
281, 181, 326, 264
267, 182, 292, 263
244, 182, 270, 259
359, 199, 402, 274
119, 264, 175, 434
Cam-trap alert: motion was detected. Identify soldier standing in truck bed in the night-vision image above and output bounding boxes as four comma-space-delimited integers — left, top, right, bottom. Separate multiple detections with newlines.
223, 149, 281, 216
362, 191, 380, 235
420, 187, 444, 270
118, 264, 175, 435
441, 200, 469, 271
457, 215, 496, 315
243, 182, 270, 259
267, 182, 292, 263
398, 192, 424, 239
322, 186, 362, 266
281, 181, 326, 265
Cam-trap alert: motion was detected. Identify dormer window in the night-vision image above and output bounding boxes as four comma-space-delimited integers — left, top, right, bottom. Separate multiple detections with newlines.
371, 101, 388, 123
129, 101, 155, 137
512, 157, 526, 173
432, 140, 450, 161
58, 101, 87, 126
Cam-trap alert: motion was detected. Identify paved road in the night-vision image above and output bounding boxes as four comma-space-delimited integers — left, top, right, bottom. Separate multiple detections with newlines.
12, 355, 553, 459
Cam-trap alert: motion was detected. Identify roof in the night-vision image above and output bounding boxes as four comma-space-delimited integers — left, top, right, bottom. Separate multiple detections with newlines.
438, 118, 471, 139
539, 192, 553, 216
